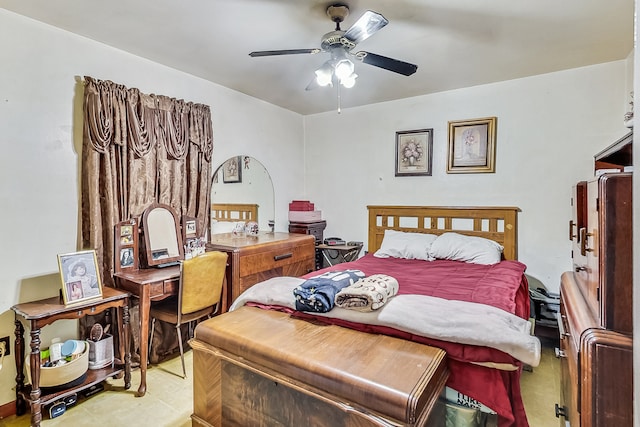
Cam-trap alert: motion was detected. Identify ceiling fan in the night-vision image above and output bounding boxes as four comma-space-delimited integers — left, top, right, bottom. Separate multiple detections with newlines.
249, 3, 418, 91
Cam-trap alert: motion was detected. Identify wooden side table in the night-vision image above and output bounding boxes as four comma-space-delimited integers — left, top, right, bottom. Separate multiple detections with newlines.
12, 287, 131, 427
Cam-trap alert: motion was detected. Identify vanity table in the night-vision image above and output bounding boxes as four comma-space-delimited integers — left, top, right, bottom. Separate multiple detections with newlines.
113, 265, 180, 397
12, 287, 131, 427
207, 232, 315, 308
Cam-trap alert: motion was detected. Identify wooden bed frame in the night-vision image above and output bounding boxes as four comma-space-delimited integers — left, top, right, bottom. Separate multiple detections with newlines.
367, 205, 519, 260
211, 203, 258, 223
192, 206, 521, 427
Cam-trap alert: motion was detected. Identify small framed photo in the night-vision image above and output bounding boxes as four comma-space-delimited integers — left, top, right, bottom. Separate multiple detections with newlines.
222, 156, 242, 183
185, 220, 197, 237
120, 224, 133, 244
58, 250, 103, 305
447, 117, 497, 174
119, 247, 134, 268
395, 129, 433, 176
114, 219, 138, 273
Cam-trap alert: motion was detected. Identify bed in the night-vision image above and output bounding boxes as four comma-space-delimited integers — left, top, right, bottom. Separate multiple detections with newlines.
211, 203, 258, 223
210, 203, 258, 234
192, 206, 538, 427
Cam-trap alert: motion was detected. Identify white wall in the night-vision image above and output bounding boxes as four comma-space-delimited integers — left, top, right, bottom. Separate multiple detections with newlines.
0, 10, 304, 407
303, 61, 629, 293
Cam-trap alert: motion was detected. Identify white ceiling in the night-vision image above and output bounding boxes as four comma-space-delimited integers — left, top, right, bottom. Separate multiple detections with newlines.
1, 0, 634, 115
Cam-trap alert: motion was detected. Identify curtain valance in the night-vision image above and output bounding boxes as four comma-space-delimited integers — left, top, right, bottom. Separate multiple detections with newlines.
83, 76, 212, 160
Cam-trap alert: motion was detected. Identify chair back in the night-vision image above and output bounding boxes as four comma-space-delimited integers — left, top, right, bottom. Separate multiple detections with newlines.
179, 251, 228, 316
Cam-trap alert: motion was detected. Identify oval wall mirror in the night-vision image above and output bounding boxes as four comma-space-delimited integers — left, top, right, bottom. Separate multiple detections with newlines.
210, 156, 275, 234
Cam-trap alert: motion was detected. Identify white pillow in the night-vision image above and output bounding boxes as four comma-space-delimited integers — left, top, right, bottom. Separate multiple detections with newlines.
429, 232, 504, 265
211, 221, 242, 234
373, 229, 437, 261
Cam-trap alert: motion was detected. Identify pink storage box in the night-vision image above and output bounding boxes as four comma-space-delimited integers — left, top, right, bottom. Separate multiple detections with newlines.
289, 200, 315, 211
288, 210, 322, 222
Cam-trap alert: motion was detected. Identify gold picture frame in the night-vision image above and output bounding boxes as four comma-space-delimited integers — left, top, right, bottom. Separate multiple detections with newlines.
447, 117, 497, 174
58, 249, 103, 305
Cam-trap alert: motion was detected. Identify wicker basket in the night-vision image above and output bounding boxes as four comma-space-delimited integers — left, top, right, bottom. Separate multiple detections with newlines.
88, 334, 114, 370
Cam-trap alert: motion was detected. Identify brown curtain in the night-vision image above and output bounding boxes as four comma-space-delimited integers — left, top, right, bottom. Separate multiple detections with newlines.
81, 76, 213, 287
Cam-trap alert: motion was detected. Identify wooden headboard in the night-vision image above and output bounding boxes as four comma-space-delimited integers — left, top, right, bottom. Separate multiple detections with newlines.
211, 203, 258, 223
367, 205, 520, 260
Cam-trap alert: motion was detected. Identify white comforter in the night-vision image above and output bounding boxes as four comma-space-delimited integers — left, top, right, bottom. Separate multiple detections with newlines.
230, 276, 541, 367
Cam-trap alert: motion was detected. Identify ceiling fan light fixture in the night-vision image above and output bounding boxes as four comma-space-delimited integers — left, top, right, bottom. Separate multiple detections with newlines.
315, 67, 333, 87
334, 59, 354, 80
340, 72, 357, 88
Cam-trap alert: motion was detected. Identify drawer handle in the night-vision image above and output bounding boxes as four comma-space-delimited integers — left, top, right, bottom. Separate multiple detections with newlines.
555, 403, 567, 418
274, 253, 293, 261
557, 314, 570, 339
569, 220, 576, 240
554, 347, 566, 359
579, 228, 594, 256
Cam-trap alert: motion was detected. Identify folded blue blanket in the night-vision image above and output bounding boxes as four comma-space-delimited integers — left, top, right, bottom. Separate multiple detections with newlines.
293, 270, 366, 313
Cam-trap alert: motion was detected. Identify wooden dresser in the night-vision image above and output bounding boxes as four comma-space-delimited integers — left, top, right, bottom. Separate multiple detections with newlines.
207, 232, 315, 310
557, 132, 633, 426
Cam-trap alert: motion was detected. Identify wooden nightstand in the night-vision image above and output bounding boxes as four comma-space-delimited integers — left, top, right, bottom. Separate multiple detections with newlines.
207, 232, 315, 309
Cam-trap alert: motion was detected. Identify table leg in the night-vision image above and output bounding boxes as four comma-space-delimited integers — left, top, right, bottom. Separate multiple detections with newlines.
13, 318, 26, 416
29, 324, 42, 427
137, 285, 150, 397
122, 303, 131, 390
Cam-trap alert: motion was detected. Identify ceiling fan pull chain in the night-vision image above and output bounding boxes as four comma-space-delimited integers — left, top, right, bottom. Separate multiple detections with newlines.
337, 82, 342, 114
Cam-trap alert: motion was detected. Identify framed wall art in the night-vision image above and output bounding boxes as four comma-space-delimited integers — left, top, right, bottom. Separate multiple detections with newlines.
447, 117, 497, 174
222, 156, 242, 183
58, 249, 103, 305
395, 129, 433, 176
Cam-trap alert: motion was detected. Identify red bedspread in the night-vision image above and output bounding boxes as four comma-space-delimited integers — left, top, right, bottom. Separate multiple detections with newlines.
295, 254, 531, 427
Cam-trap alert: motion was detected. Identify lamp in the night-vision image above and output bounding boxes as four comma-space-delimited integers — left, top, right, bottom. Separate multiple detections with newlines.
314, 62, 333, 87
334, 59, 354, 80
314, 58, 358, 89
340, 72, 357, 88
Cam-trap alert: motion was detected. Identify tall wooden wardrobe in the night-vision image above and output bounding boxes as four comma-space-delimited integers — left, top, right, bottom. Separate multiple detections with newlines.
557, 131, 633, 426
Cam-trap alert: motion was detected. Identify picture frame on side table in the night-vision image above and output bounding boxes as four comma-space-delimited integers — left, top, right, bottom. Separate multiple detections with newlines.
447, 117, 497, 174
395, 129, 433, 176
58, 249, 103, 305
222, 156, 242, 183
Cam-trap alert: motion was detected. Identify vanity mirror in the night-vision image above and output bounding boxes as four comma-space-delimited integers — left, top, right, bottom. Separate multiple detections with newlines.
141, 203, 184, 267
211, 156, 274, 235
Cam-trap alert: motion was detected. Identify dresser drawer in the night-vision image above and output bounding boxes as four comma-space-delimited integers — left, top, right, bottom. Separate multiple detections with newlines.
239, 241, 314, 277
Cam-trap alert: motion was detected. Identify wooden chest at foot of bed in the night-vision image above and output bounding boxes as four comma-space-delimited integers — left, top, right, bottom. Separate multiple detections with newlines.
190, 306, 449, 427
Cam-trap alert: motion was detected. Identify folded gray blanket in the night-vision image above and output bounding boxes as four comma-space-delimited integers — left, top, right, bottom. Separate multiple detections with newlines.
293, 270, 366, 313
335, 274, 399, 311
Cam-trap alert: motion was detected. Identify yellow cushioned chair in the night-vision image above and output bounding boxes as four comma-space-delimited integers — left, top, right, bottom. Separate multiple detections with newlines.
149, 250, 228, 378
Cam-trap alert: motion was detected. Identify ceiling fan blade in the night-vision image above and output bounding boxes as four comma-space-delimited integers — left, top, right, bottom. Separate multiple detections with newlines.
343, 11, 389, 45
355, 51, 418, 76
249, 48, 321, 57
